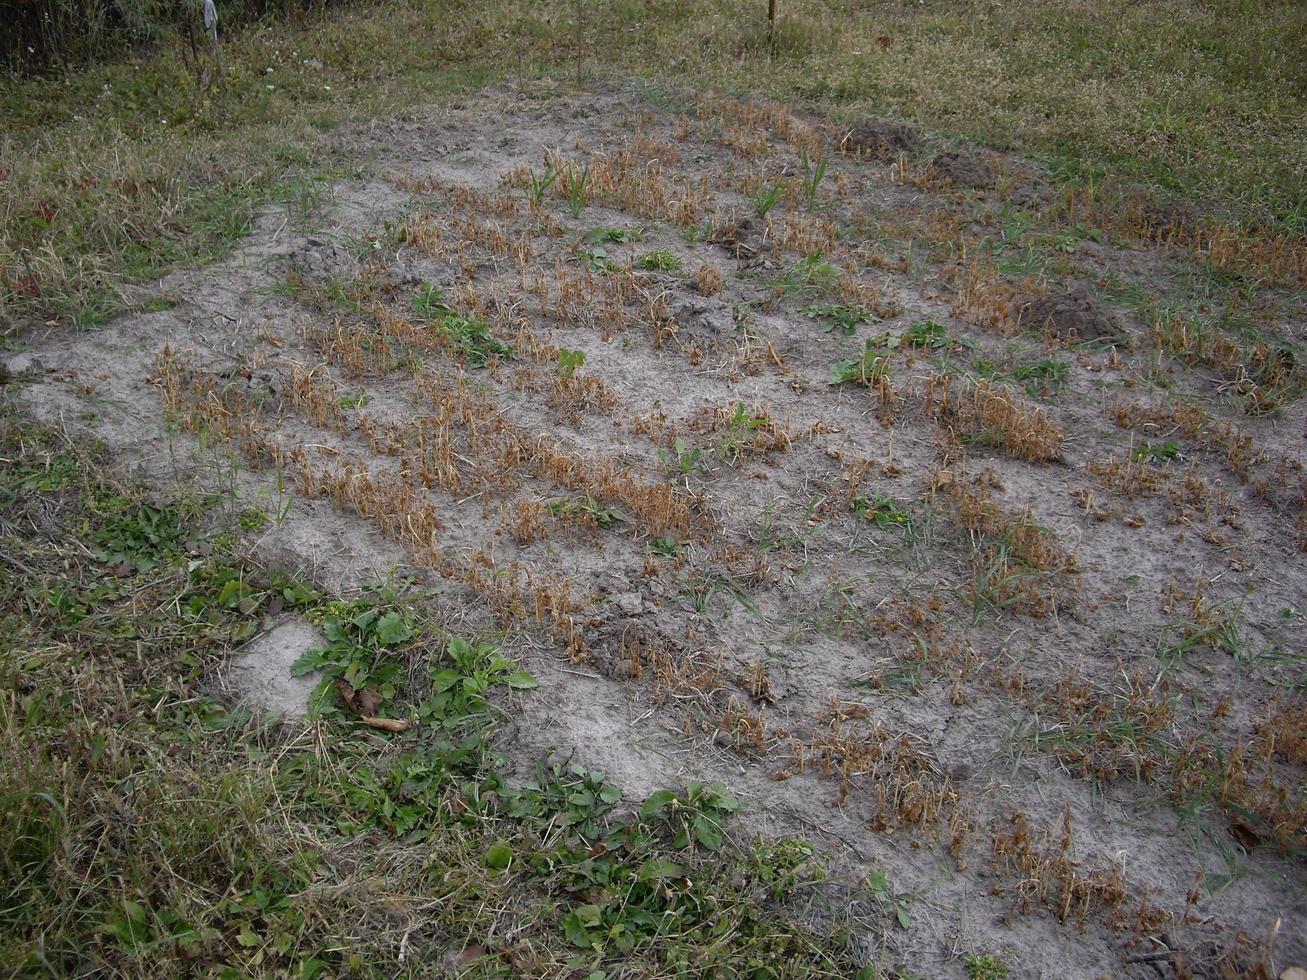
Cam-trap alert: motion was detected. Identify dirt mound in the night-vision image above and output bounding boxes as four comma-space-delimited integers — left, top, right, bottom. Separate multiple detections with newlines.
928, 150, 996, 188
1022, 286, 1122, 341
842, 118, 920, 160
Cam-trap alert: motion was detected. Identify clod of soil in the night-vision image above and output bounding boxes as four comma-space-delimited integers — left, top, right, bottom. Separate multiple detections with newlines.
1021, 286, 1122, 341
928, 150, 996, 189
842, 118, 920, 160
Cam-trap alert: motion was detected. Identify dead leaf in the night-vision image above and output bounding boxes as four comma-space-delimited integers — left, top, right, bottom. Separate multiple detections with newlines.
455, 945, 487, 965
332, 677, 358, 710
360, 716, 410, 733
356, 686, 383, 716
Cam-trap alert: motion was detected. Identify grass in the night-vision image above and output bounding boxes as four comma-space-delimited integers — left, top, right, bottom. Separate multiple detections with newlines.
6, 0, 1302, 336
0, 405, 870, 976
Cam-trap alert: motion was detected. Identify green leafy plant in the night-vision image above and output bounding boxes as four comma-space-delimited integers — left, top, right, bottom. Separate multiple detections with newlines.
291, 598, 417, 716
660, 438, 706, 474
684, 219, 718, 244
851, 494, 911, 529
513, 763, 622, 842
418, 635, 537, 729
546, 495, 627, 529
412, 284, 512, 367
577, 245, 619, 274
803, 302, 873, 335
777, 252, 841, 297
237, 508, 269, 531
685, 569, 758, 616
1132, 440, 1181, 463
902, 319, 952, 350
639, 782, 739, 850
830, 334, 898, 386
965, 954, 1010, 980
584, 226, 641, 244
751, 836, 823, 899
557, 347, 586, 379
1013, 357, 1069, 395
646, 535, 688, 557
336, 393, 370, 409
90, 499, 189, 572
718, 404, 769, 463
637, 249, 683, 272
867, 868, 912, 929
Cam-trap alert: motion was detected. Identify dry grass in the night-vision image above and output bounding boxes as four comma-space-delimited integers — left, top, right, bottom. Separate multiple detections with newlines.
924, 374, 1065, 462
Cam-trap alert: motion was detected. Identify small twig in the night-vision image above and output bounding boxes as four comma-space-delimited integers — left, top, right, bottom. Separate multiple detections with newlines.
543, 663, 601, 680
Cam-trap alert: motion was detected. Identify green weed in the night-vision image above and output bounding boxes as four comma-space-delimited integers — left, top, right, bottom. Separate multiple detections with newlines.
902, 319, 953, 350
647, 535, 688, 557
774, 252, 841, 298
1132, 440, 1181, 463
752, 182, 786, 219
290, 596, 417, 716
718, 403, 769, 463
1013, 357, 1069, 395
562, 161, 591, 219
412, 283, 512, 366
639, 781, 739, 851
526, 166, 558, 207
966, 954, 1010, 980
751, 837, 824, 899
867, 868, 912, 930
803, 302, 873, 335
585, 226, 641, 244
799, 150, 828, 209
830, 334, 898, 386
578, 245, 620, 274
660, 438, 707, 475
852, 494, 912, 529
547, 494, 627, 529
557, 347, 586, 378
637, 249, 683, 272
